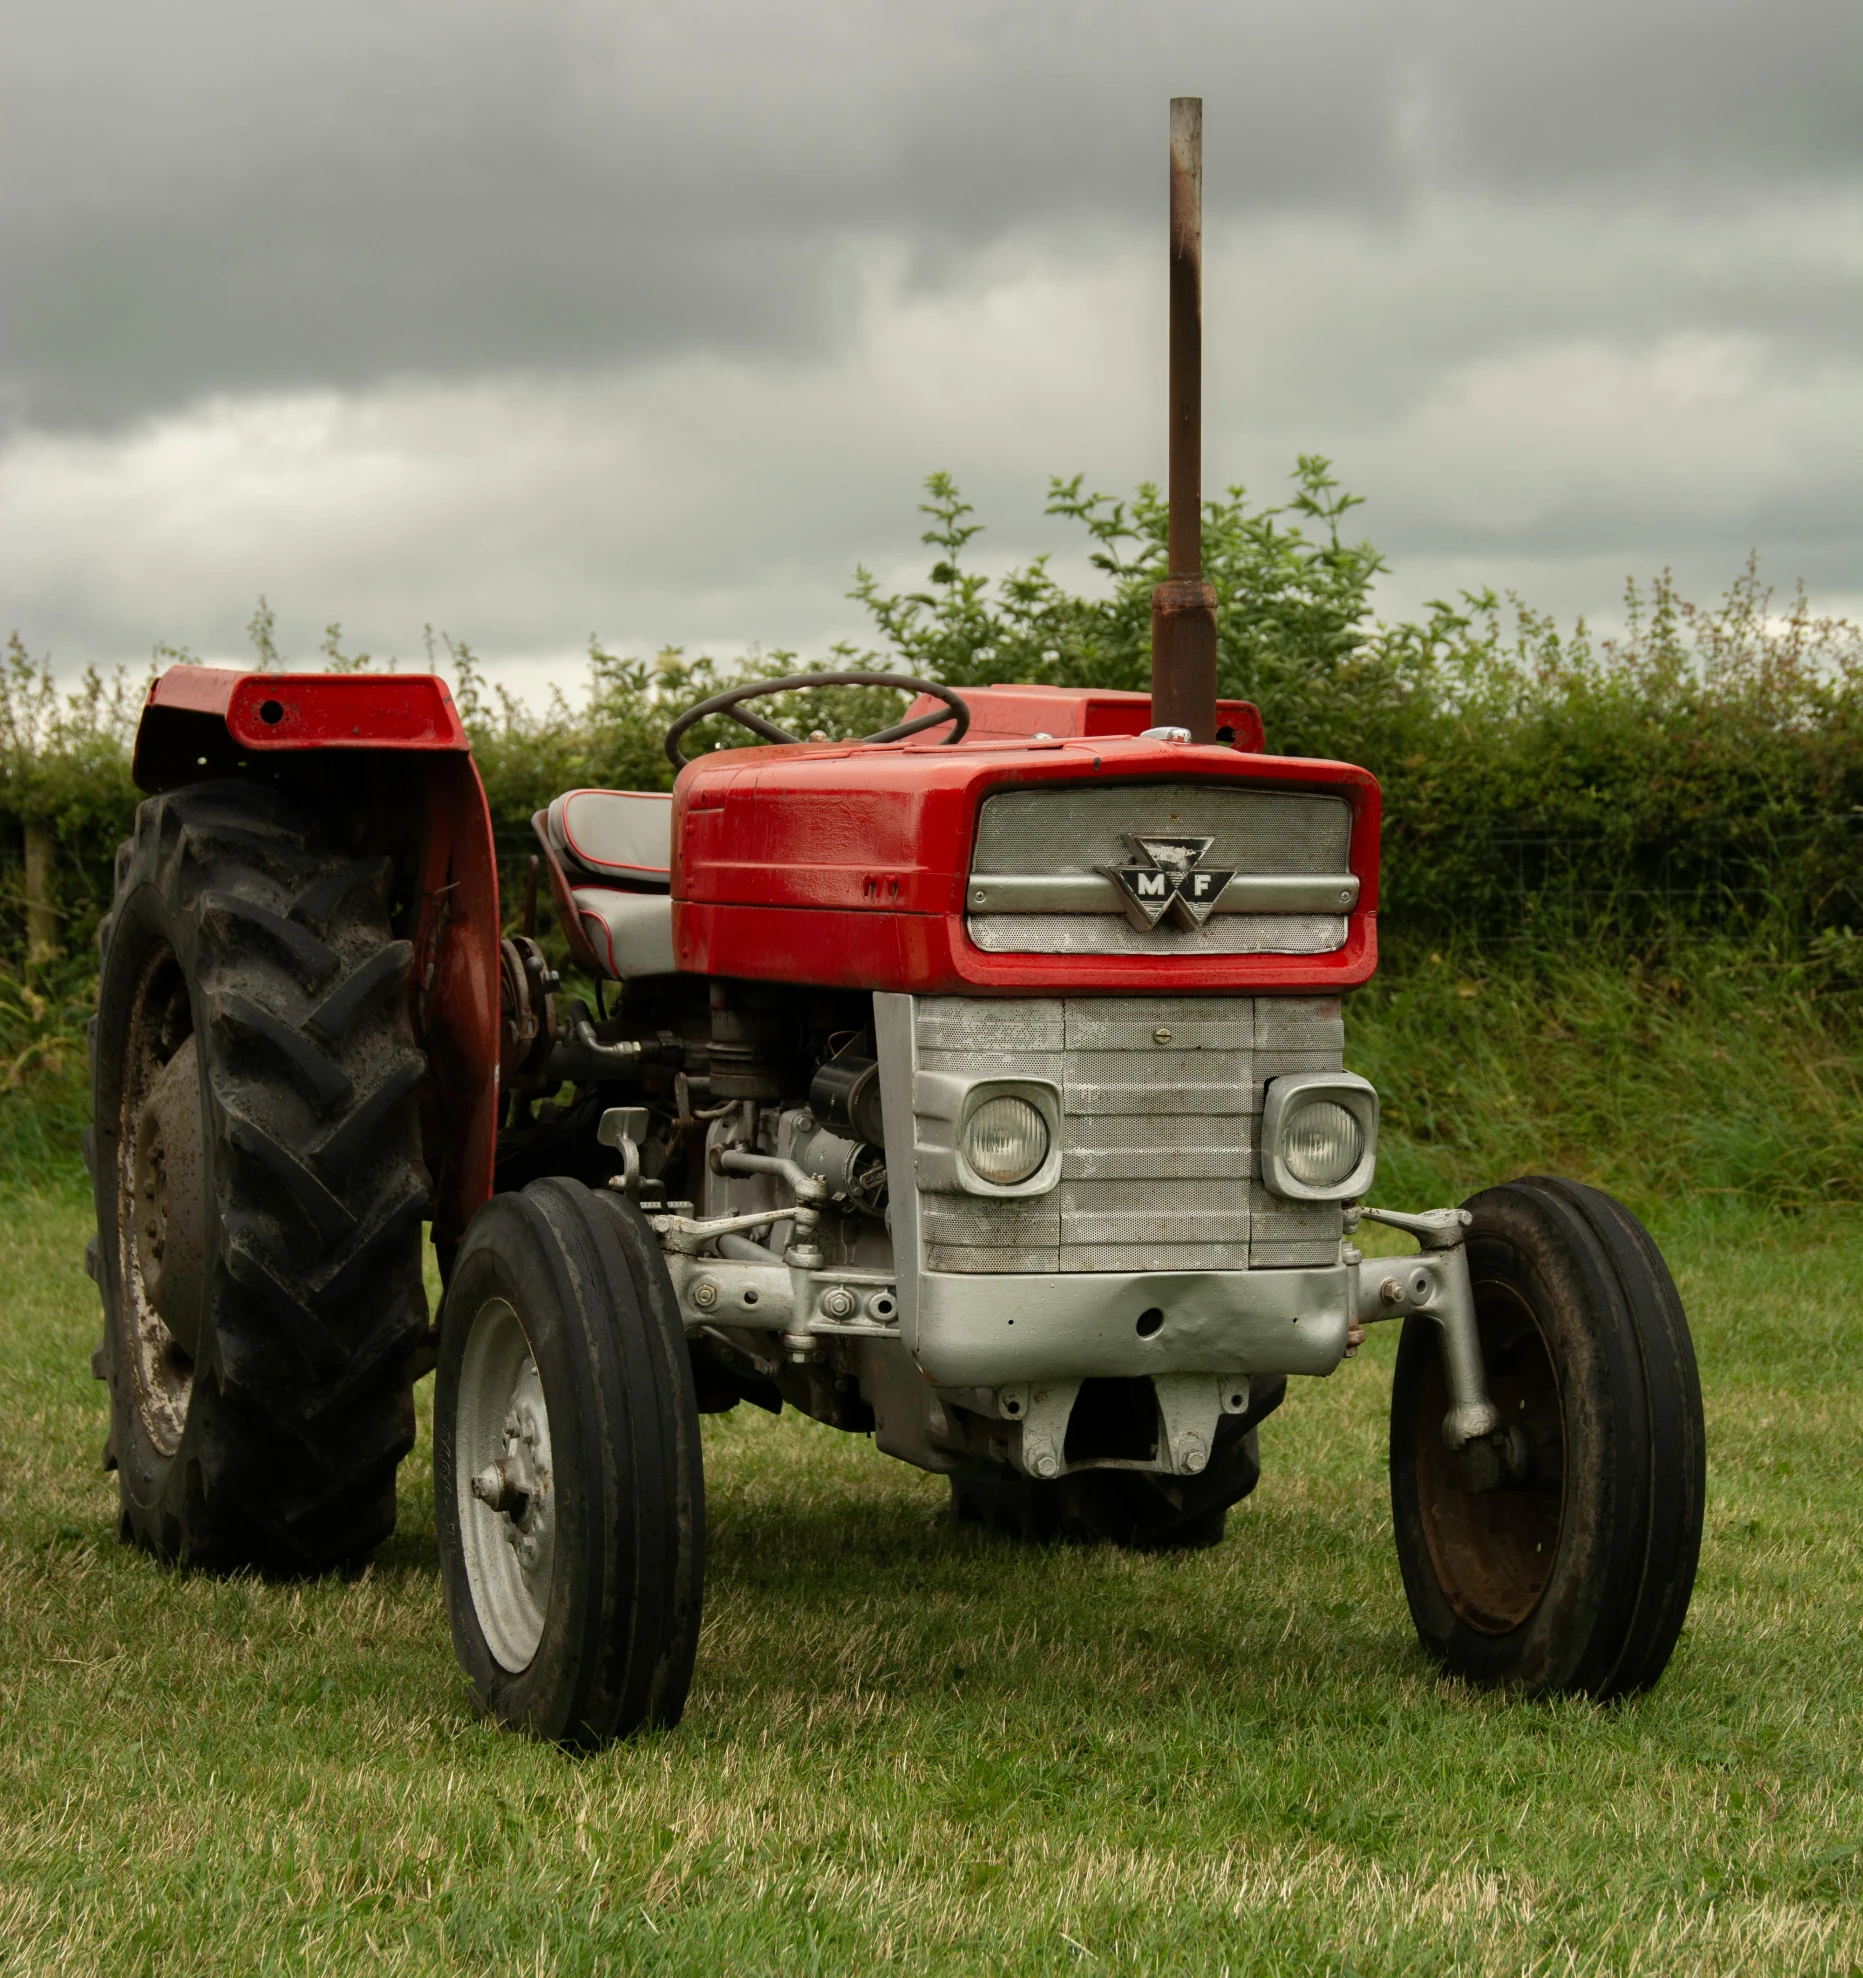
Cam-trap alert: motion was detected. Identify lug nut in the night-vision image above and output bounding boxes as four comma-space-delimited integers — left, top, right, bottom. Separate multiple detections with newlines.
691, 1278, 719, 1311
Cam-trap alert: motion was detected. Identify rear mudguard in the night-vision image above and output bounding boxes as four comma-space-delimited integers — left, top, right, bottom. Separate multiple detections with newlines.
132, 666, 501, 1274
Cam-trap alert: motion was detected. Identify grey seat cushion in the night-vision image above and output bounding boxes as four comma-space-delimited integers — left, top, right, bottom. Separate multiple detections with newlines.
545, 789, 672, 890
573, 887, 677, 979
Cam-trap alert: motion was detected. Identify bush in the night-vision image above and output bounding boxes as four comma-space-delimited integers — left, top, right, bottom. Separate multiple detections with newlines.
6, 464, 1863, 1202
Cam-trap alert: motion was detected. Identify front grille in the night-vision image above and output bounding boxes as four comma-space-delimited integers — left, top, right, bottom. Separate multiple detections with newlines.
911, 995, 1344, 1273
966, 781, 1354, 956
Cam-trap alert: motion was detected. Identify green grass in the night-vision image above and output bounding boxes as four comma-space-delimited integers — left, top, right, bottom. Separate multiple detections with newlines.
3, 1181, 1861, 1976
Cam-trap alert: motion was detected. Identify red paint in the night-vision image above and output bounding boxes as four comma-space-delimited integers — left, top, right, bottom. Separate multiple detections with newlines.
672, 727, 1379, 995
904, 684, 1265, 752
135, 666, 498, 1271
414, 754, 502, 1271
145, 665, 469, 751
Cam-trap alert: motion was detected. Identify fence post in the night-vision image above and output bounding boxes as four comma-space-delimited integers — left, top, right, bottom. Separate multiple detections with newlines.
24, 821, 59, 969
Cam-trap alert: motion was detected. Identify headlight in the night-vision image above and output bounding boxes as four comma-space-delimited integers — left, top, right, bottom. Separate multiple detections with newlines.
961, 1095, 1050, 1187
1260, 1071, 1379, 1201
1282, 1100, 1364, 1189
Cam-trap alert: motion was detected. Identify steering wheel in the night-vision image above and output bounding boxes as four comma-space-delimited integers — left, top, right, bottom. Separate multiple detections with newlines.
664, 671, 970, 768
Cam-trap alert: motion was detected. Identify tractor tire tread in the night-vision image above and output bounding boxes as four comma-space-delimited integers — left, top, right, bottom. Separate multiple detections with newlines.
93, 782, 430, 1574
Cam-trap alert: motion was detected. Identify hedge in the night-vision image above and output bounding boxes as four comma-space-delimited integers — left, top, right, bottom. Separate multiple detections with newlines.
4, 459, 1859, 968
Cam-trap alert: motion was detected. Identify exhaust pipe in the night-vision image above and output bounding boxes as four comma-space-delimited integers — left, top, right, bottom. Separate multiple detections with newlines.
1149, 96, 1219, 743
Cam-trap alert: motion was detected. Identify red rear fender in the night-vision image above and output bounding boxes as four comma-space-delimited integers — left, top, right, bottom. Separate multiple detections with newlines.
133, 667, 499, 1273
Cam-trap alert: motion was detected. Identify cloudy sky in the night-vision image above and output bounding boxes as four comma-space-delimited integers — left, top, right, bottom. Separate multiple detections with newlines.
2, 0, 1857, 700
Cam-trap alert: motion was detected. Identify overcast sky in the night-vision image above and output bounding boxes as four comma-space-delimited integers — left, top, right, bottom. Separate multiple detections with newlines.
2, 0, 1858, 701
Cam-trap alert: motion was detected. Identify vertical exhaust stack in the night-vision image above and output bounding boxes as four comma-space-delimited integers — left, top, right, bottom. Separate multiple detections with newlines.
1149, 95, 1219, 743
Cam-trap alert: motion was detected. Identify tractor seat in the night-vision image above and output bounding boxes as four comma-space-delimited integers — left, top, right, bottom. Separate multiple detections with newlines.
544, 789, 672, 889
540, 790, 677, 979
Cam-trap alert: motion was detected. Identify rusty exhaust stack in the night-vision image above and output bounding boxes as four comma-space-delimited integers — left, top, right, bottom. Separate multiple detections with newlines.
1149, 96, 1218, 743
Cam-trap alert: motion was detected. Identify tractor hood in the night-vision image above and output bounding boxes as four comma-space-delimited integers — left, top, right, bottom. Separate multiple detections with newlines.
671, 724, 1379, 997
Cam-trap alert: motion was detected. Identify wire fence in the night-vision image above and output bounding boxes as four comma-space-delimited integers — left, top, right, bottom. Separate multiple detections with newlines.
1389, 816, 1863, 947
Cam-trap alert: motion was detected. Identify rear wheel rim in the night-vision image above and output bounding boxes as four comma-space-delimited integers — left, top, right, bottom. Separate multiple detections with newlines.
1413, 1282, 1565, 1634
455, 1296, 556, 1672
116, 942, 198, 1456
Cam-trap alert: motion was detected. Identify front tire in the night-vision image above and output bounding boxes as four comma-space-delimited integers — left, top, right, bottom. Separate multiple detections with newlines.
1390, 1176, 1704, 1696
435, 1179, 704, 1745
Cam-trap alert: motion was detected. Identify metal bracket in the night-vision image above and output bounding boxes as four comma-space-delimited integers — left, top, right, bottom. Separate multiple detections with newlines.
1351, 1204, 1472, 1251
1153, 1374, 1226, 1476
1002, 1381, 1079, 1481
716, 1146, 831, 1206
1354, 1212, 1499, 1450
598, 1106, 650, 1201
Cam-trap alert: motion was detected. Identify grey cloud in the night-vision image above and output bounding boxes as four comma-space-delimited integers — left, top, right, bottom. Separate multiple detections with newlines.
4, 0, 1857, 427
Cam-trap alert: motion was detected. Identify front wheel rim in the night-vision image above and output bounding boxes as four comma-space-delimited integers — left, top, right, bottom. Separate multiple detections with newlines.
455, 1296, 557, 1672
1413, 1283, 1566, 1634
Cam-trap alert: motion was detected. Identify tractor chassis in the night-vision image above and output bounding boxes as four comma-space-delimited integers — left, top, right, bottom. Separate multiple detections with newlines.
632, 1160, 1499, 1486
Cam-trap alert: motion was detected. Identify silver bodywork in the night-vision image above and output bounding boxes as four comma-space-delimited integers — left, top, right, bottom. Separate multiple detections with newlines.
622, 980, 1500, 1487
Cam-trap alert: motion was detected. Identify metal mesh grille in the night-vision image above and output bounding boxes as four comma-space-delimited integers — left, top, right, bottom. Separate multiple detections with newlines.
967, 782, 1352, 955
912, 995, 1344, 1273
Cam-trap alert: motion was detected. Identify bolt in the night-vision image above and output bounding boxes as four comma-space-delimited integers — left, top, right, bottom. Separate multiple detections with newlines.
819, 1286, 857, 1320
1179, 1437, 1208, 1475
691, 1278, 719, 1311
1379, 1276, 1403, 1306
470, 1464, 508, 1511
1153, 1027, 1173, 1045
1031, 1447, 1060, 1480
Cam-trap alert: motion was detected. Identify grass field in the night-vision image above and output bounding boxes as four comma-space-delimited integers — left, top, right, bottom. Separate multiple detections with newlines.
3, 1180, 1861, 1976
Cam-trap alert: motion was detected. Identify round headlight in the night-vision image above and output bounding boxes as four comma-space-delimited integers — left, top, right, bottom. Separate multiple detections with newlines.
962, 1095, 1050, 1187
1282, 1099, 1364, 1189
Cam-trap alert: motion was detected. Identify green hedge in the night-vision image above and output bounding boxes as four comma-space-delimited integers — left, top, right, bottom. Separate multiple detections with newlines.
5, 462, 1859, 968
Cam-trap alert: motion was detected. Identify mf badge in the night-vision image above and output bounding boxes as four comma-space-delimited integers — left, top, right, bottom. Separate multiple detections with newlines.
1103, 835, 1236, 931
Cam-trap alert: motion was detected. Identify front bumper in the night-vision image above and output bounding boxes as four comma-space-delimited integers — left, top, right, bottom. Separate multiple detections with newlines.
911, 1265, 1353, 1386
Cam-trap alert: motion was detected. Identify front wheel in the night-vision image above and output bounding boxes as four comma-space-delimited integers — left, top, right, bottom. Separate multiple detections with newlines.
435, 1179, 704, 1745
1390, 1176, 1704, 1697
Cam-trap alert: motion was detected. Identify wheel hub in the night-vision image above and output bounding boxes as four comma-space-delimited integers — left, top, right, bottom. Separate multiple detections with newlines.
116, 950, 203, 1459
1414, 1285, 1564, 1634
131, 1034, 206, 1356
455, 1298, 556, 1671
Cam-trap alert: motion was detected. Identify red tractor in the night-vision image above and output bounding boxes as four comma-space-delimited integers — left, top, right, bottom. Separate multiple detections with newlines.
86, 103, 1703, 1745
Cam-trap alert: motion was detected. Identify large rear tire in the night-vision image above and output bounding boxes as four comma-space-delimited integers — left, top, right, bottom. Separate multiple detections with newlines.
89, 782, 431, 1571
1389, 1176, 1704, 1696
434, 1179, 705, 1745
